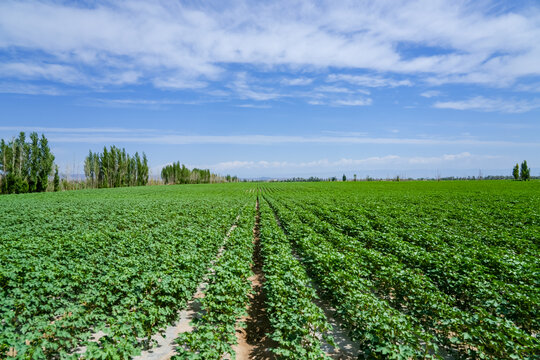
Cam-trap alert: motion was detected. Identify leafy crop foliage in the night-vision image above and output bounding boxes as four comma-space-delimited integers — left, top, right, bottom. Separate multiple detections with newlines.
174, 204, 255, 359
1, 180, 538, 359
264, 180, 539, 359
0, 185, 250, 359
259, 200, 333, 359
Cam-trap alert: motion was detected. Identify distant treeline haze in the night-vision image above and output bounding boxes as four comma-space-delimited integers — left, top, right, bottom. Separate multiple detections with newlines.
84, 146, 149, 188
161, 161, 238, 184
0, 132, 55, 194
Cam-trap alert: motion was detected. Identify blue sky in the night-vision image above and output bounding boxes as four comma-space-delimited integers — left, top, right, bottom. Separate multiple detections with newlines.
1, 0, 539, 179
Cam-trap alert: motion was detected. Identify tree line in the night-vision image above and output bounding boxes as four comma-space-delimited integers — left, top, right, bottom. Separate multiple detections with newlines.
161, 161, 238, 184
0, 132, 58, 194
84, 146, 149, 188
513, 160, 531, 181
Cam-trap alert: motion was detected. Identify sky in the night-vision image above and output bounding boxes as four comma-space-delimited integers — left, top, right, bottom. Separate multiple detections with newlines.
0, 0, 539, 179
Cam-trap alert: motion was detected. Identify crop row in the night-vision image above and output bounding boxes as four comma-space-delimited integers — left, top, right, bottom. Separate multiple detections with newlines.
264, 196, 440, 359
294, 198, 539, 334
271, 197, 537, 359
174, 204, 255, 359
0, 186, 250, 359
258, 199, 332, 359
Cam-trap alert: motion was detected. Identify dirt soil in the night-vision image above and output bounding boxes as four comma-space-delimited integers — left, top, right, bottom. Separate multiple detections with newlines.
232, 198, 276, 360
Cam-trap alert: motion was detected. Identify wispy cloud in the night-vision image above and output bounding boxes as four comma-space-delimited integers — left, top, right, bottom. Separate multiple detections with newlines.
236, 104, 271, 109
314, 85, 352, 93
420, 90, 441, 98
229, 73, 281, 101
328, 74, 413, 88
152, 77, 207, 90
206, 152, 501, 171
332, 98, 373, 106
433, 96, 540, 113
0, 83, 64, 96
1, 1, 539, 91
0, 62, 83, 83
281, 77, 313, 86
45, 134, 537, 147
88, 98, 206, 107
307, 97, 373, 107
0, 126, 159, 134
5, 126, 536, 147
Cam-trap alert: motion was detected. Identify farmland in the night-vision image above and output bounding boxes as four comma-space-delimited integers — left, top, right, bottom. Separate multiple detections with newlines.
1, 181, 538, 359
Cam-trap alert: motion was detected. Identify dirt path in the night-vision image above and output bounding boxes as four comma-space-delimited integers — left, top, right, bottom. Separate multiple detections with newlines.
231, 198, 276, 360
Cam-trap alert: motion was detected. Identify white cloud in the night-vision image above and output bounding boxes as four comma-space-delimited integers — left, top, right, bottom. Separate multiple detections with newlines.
6, 126, 536, 147
0, 62, 83, 84
332, 98, 373, 106
281, 77, 313, 86
229, 73, 281, 101
0, 126, 158, 134
0, 62, 143, 87
0, 1, 539, 90
307, 93, 373, 106
433, 96, 540, 113
91, 98, 205, 107
206, 153, 501, 171
420, 90, 441, 98
236, 104, 271, 108
516, 82, 540, 92
328, 74, 413, 88
152, 77, 207, 90
0, 83, 64, 95
315, 85, 352, 93
409, 152, 471, 164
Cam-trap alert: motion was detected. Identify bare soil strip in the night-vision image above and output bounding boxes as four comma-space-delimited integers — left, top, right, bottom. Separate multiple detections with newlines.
266, 197, 361, 359
231, 198, 276, 360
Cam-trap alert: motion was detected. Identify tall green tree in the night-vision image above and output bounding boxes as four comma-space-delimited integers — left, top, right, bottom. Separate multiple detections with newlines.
0, 132, 55, 194
141, 153, 149, 185
53, 165, 60, 192
161, 161, 231, 184
28, 132, 40, 192
513, 163, 520, 180
37, 134, 54, 192
84, 150, 96, 188
84, 146, 149, 188
520, 160, 530, 181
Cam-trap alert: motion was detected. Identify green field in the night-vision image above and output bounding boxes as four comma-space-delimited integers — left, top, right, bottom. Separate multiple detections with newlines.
1, 181, 539, 359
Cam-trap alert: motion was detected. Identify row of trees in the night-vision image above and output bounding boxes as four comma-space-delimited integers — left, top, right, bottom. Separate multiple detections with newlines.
84, 146, 149, 188
513, 160, 531, 181
161, 161, 238, 184
0, 132, 57, 194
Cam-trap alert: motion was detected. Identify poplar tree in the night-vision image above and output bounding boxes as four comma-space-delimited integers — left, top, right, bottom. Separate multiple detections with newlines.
0, 132, 55, 194
28, 132, 40, 192
141, 153, 149, 185
83, 146, 149, 188
37, 135, 54, 192
520, 160, 530, 181
513, 163, 520, 180
53, 165, 60, 192
161, 162, 228, 184
84, 150, 93, 187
